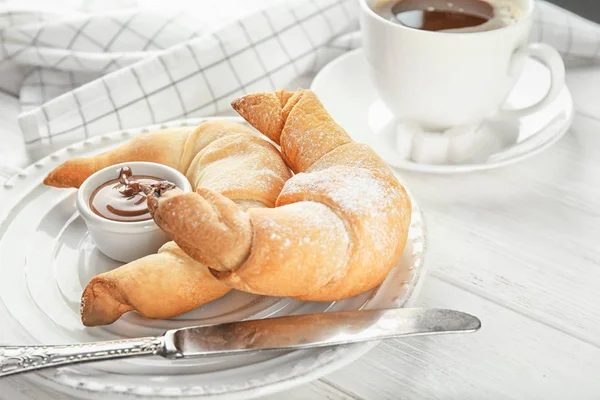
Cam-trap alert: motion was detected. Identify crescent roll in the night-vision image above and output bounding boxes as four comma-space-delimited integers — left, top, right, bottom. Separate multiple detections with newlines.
148, 89, 412, 301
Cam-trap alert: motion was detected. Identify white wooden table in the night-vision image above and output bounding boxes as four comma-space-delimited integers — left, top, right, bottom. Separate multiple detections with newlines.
1, 61, 600, 399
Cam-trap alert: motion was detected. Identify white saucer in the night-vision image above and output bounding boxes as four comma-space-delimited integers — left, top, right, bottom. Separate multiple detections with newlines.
311, 49, 574, 173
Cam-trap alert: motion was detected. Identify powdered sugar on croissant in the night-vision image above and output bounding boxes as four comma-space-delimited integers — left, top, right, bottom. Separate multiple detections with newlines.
150, 89, 412, 301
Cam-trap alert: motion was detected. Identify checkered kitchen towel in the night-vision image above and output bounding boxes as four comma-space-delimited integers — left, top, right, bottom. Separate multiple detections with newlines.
0, 0, 599, 157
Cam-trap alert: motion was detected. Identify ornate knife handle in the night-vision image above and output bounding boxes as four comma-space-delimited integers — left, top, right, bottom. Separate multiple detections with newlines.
0, 336, 164, 378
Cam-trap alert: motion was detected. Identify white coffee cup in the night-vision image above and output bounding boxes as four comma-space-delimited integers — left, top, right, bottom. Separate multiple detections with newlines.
360, 0, 565, 130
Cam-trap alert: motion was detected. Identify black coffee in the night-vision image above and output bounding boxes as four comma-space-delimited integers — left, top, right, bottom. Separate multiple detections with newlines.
372, 0, 519, 32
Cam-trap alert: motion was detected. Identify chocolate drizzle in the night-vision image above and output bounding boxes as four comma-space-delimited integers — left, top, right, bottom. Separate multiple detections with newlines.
89, 166, 178, 222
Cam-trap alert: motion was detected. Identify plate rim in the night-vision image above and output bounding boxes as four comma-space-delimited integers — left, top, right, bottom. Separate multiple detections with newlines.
310, 48, 575, 174
0, 116, 428, 399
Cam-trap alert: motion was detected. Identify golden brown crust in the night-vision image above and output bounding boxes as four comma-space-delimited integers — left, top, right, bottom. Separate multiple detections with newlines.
179, 120, 259, 173
278, 167, 411, 301
80, 242, 230, 326
212, 202, 350, 297
151, 188, 253, 273
44, 127, 194, 188
230, 89, 292, 144
81, 278, 134, 327
232, 89, 352, 173
43, 120, 270, 189
154, 89, 412, 301
286, 142, 411, 300
185, 133, 290, 207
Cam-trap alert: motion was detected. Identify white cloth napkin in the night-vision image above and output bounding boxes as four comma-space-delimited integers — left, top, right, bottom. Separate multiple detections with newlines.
0, 0, 599, 160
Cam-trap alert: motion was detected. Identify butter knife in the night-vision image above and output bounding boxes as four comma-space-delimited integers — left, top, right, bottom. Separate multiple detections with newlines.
0, 308, 480, 378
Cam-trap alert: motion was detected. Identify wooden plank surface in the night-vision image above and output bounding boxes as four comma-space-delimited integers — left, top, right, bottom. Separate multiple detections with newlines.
323, 277, 600, 400
398, 115, 600, 347
1, 63, 599, 400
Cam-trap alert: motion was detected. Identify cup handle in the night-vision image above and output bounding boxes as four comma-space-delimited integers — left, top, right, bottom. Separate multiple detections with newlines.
495, 43, 565, 120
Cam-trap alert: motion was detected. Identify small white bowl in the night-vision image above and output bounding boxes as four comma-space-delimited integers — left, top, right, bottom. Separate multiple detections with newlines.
76, 162, 192, 263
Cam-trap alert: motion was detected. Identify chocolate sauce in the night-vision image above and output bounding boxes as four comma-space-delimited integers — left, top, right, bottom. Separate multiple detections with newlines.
89, 167, 175, 222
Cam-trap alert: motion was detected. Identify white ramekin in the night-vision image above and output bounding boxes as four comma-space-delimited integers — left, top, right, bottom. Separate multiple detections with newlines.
76, 161, 192, 263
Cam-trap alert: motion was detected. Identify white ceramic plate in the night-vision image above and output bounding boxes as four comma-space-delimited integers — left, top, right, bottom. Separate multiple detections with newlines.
0, 117, 427, 399
311, 49, 574, 173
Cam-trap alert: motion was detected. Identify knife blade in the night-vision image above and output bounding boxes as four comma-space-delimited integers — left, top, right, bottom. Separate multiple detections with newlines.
163, 308, 481, 358
0, 308, 480, 377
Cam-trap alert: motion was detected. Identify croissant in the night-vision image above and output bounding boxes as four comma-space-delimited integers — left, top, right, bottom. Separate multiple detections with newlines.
80, 242, 231, 326
148, 89, 412, 301
44, 120, 292, 326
